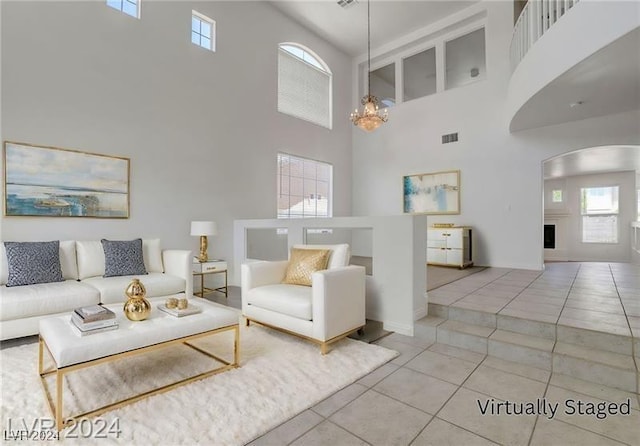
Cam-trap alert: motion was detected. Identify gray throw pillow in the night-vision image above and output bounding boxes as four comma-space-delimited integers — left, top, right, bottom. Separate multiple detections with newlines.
101, 239, 148, 277
4, 241, 64, 287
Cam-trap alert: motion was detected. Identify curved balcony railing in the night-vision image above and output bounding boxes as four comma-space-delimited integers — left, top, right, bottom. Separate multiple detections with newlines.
510, 0, 581, 71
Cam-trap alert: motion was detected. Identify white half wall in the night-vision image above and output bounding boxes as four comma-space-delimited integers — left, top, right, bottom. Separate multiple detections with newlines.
234, 216, 428, 335
0, 1, 353, 282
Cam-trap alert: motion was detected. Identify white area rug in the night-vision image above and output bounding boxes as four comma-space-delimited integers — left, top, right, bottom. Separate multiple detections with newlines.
1, 324, 396, 445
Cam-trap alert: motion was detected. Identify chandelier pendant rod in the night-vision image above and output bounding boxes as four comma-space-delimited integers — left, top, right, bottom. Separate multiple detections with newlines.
367, 0, 371, 97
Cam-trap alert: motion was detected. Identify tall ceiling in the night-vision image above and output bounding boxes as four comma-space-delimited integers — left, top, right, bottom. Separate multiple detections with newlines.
270, 1, 640, 179
270, 0, 478, 56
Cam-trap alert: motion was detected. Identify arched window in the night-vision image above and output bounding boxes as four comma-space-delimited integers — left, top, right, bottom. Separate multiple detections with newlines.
278, 43, 332, 129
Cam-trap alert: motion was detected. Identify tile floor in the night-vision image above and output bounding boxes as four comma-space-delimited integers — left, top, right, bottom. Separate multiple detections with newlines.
250, 263, 640, 445
429, 263, 640, 338
250, 336, 640, 446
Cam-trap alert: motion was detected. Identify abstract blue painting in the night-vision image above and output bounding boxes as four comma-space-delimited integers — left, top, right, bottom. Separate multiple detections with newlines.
403, 170, 460, 215
4, 142, 129, 218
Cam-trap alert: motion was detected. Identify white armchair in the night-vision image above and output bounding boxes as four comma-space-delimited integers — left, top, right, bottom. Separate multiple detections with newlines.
241, 244, 365, 354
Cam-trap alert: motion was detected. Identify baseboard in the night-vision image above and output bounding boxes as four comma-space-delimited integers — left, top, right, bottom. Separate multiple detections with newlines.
382, 321, 413, 336
414, 305, 428, 321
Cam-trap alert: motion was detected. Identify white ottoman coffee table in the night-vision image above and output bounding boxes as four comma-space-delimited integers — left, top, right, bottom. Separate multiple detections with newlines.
38, 296, 240, 430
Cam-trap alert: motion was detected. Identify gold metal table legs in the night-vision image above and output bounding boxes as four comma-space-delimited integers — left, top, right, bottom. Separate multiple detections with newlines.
38, 324, 240, 431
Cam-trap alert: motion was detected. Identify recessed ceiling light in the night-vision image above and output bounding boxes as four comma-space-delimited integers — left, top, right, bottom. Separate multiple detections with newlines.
569, 101, 584, 108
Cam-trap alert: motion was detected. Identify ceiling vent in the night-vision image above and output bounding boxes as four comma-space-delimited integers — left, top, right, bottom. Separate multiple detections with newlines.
337, 0, 358, 9
442, 133, 459, 144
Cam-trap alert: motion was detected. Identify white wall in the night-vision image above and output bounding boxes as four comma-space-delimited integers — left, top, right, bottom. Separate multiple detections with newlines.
0, 1, 353, 279
351, 1, 640, 270
545, 172, 635, 262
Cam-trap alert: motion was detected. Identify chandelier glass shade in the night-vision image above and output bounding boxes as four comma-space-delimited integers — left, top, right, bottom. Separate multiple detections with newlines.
350, 0, 388, 132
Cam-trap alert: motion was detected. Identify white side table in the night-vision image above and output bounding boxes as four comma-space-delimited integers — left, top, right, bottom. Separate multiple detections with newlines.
192, 260, 228, 297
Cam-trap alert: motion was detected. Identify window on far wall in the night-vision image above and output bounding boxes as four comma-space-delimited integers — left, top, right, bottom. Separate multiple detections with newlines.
277, 153, 332, 219
192, 11, 215, 51
278, 43, 332, 129
581, 186, 619, 243
370, 63, 396, 107
552, 190, 563, 203
107, 0, 139, 18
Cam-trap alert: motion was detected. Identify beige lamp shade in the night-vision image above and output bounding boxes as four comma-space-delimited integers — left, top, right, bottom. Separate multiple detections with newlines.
190, 221, 217, 236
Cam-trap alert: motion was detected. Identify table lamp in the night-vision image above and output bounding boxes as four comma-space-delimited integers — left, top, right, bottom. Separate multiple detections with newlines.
191, 221, 217, 262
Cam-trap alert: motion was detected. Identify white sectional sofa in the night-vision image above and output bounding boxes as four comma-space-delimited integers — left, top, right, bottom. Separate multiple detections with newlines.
0, 239, 192, 340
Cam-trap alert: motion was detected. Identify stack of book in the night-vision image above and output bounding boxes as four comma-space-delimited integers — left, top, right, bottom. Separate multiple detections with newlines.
71, 305, 118, 336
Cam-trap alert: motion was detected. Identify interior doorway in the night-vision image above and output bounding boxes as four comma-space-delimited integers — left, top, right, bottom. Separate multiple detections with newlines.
542, 145, 640, 264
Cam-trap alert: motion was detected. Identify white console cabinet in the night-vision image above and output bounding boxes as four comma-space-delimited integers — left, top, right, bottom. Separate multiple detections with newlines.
427, 227, 473, 268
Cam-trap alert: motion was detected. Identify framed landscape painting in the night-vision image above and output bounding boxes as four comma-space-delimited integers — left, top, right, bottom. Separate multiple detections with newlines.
3, 142, 130, 218
403, 170, 460, 215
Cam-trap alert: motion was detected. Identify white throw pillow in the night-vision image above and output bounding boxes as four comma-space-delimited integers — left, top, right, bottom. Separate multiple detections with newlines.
76, 240, 106, 279
143, 239, 164, 273
59, 240, 78, 280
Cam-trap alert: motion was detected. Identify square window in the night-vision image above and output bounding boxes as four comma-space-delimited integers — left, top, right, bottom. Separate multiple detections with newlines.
445, 28, 486, 90
106, 0, 139, 18
370, 63, 395, 108
581, 186, 619, 244
277, 154, 332, 219
403, 48, 436, 102
191, 11, 215, 52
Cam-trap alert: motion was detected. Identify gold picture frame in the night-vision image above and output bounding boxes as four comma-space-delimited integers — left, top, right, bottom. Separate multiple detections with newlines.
3, 141, 130, 218
403, 170, 460, 215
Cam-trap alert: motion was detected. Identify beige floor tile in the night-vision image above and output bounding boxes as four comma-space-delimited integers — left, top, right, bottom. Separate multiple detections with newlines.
498, 308, 559, 324
312, 383, 369, 417
385, 332, 434, 349
374, 367, 458, 415
452, 300, 504, 314
249, 410, 323, 446
530, 418, 625, 445
545, 386, 640, 445
557, 316, 631, 336
405, 350, 478, 385
512, 295, 566, 306
438, 388, 537, 446
503, 301, 563, 317
559, 308, 628, 325
290, 421, 369, 446
481, 356, 550, 383
463, 365, 548, 402
563, 299, 625, 315
428, 343, 486, 364
330, 390, 431, 446
374, 338, 425, 366
411, 418, 497, 446
357, 363, 400, 388
549, 374, 640, 411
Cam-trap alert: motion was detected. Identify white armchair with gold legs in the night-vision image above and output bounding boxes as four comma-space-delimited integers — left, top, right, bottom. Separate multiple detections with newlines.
241, 244, 365, 354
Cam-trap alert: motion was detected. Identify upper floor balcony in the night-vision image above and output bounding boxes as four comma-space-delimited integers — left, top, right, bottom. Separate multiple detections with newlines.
507, 0, 639, 132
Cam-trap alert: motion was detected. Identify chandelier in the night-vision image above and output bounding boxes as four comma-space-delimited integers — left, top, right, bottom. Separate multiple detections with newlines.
350, 0, 388, 132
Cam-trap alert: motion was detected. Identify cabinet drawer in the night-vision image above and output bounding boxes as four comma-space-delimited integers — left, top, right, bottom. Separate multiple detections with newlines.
427, 229, 447, 242
447, 249, 463, 266
193, 261, 227, 273
427, 240, 447, 249
427, 248, 447, 264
